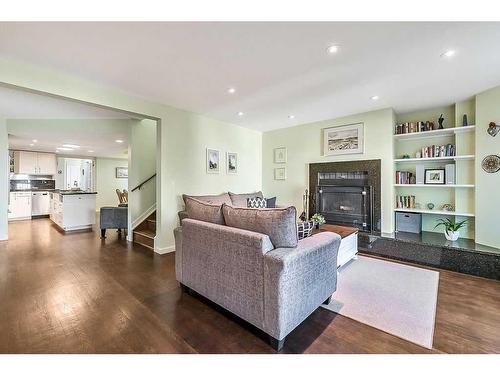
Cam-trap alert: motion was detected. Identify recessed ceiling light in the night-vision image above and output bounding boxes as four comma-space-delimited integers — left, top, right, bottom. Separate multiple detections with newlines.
371, 95, 379, 101
32, 139, 38, 143
288, 115, 295, 119
441, 50, 456, 58
327, 45, 339, 54
29, 144, 34, 146
62, 144, 80, 148
237, 112, 244, 117
56, 147, 73, 151
228, 87, 236, 94
115, 139, 124, 143
88, 150, 94, 153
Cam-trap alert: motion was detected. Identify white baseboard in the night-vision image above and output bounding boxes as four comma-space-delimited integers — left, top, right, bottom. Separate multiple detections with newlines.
132, 203, 156, 230
154, 245, 175, 255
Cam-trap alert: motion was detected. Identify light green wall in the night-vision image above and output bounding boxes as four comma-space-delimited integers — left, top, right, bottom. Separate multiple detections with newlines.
0, 58, 262, 252
0, 117, 8, 240
95, 157, 128, 210
262, 108, 395, 234
475, 86, 500, 249
128, 119, 156, 229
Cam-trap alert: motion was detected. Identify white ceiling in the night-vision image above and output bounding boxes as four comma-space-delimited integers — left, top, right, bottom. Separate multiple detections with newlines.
1, 22, 500, 131
0, 85, 132, 119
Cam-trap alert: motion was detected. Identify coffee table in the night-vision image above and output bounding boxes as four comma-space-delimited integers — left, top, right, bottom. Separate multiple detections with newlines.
313, 224, 359, 268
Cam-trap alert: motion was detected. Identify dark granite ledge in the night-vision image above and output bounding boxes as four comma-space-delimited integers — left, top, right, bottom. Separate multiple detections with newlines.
378, 231, 500, 256
358, 231, 500, 280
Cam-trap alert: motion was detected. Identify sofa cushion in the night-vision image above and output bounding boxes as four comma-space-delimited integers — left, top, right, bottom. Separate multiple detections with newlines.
228, 191, 264, 207
185, 197, 225, 225
222, 204, 298, 248
247, 196, 267, 209
182, 192, 232, 206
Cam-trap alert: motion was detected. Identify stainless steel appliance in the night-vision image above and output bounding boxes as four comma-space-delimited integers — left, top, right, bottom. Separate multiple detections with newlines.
32, 192, 51, 216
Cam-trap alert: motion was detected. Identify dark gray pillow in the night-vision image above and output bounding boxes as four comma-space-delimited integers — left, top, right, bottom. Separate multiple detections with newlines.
266, 196, 277, 208
222, 204, 298, 248
185, 197, 225, 225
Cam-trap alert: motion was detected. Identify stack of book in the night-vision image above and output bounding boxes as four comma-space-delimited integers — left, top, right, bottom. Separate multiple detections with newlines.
421, 144, 455, 158
396, 195, 416, 209
394, 121, 436, 134
395, 171, 414, 184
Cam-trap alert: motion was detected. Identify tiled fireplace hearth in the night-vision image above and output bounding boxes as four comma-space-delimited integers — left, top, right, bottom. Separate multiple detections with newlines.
309, 160, 381, 232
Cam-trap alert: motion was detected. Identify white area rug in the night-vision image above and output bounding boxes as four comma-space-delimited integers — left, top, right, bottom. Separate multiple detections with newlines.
322, 256, 439, 349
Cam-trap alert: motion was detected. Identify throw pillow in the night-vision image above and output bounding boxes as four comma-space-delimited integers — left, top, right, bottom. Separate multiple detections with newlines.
222, 204, 298, 248
184, 197, 225, 225
297, 220, 314, 240
228, 191, 264, 207
247, 196, 267, 208
265, 196, 277, 208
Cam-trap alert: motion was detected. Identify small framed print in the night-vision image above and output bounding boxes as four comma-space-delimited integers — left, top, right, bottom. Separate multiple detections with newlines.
116, 167, 128, 178
425, 168, 446, 184
274, 147, 287, 163
226, 152, 237, 174
274, 167, 287, 180
206, 148, 220, 174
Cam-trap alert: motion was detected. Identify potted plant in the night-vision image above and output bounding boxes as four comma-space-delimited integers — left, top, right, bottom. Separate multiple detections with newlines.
434, 218, 468, 241
311, 213, 326, 229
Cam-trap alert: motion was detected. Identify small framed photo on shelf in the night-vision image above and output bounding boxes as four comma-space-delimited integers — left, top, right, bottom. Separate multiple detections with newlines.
424, 168, 446, 184
274, 147, 287, 163
274, 167, 287, 180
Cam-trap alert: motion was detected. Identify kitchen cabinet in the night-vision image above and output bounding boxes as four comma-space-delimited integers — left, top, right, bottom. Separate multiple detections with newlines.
50, 192, 97, 231
13, 151, 57, 175
8, 192, 32, 220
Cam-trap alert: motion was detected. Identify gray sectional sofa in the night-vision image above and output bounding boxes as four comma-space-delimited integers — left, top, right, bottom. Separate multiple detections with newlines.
173, 192, 341, 350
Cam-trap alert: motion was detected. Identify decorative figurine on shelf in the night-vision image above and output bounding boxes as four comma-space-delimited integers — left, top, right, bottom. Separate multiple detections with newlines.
487, 122, 499, 137
438, 114, 444, 129
311, 213, 326, 229
402, 154, 411, 159
462, 114, 468, 127
442, 203, 454, 212
427, 202, 435, 210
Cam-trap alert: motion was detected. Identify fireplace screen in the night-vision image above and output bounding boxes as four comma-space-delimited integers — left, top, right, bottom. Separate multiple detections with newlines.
316, 185, 373, 231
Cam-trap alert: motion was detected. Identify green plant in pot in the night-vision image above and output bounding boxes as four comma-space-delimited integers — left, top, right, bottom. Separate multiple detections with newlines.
434, 218, 468, 241
311, 213, 326, 229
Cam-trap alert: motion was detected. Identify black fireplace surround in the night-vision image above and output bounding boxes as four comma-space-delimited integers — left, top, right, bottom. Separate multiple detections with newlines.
309, 160, 381, 232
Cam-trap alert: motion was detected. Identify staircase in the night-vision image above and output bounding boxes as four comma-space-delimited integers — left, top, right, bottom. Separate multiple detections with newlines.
133, 211, 156, 250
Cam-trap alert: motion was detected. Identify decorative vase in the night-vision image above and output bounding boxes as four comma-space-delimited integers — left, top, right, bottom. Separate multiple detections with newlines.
444, 230, 460, 241
315, 223, 321, 230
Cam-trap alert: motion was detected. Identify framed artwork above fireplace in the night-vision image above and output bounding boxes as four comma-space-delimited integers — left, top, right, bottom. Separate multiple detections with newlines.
323, 123, 364, 156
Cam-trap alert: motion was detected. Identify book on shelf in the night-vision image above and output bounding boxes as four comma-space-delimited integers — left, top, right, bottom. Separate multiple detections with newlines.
396, 195, 416, 209
421, 143, 455, 158
395, 171, 415, 184
394, 121, 435, 135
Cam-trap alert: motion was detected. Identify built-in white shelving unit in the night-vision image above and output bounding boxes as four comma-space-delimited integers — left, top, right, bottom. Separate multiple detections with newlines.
393, 125, 475, 140
393, 99, 477, 239
394, 155, 475, 163
394, 184, 474, 188
394, 208, 475, 217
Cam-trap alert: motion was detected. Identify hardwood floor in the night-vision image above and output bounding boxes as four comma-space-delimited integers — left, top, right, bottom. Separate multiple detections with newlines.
0, 218, 498, 353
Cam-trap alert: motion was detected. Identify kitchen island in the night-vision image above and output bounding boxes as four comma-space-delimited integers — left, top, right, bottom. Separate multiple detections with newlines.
50, 191, 98, 232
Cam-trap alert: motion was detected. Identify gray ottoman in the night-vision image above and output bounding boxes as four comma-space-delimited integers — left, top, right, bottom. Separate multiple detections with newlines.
100, 206, 128, 238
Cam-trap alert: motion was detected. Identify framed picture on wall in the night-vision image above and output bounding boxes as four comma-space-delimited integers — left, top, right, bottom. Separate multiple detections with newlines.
274, 147, 287, 163
116, 167, 128, 178
323, 123, 364, 156
206, 148, 220, 174
274, 167, 287, 180
227, 152, 238, 174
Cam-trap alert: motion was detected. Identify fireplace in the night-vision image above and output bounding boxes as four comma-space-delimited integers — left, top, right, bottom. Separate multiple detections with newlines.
309, 160, 381, 232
